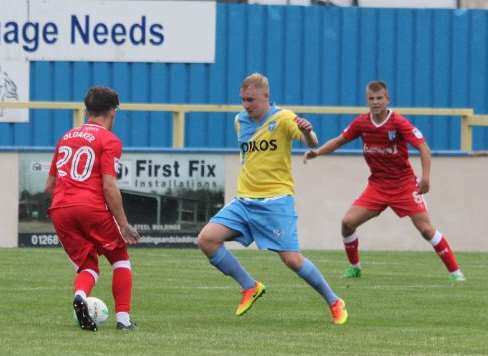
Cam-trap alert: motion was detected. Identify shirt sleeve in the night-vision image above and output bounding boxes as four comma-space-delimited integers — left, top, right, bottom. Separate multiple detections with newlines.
284, 112, 302, 141
101, 136, 122, 177
341, 116, 361, 142
234, 114, 240, 135
397, 115, 425, 148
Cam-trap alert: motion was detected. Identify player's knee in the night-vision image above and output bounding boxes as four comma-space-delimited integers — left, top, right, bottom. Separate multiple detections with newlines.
196, 230, 206, 246
419, 227, 435, 240
341, 219, 356, 237
197, 229, 214, 250
279, 253, 302, 272
282, 257, 296, 270
104, 247, 129, 265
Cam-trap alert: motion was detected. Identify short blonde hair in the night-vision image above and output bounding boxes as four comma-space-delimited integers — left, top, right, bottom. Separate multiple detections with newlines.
366, 80, 388, 93
241, 73, 269, 93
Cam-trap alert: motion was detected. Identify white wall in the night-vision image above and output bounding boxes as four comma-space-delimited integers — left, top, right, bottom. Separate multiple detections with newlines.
225, 154, 488, 251
0, 153, 18, 247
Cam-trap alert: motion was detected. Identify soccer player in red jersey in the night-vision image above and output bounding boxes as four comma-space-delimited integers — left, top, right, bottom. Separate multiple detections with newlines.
304, 81, 465, 282
45, 87, 141, 331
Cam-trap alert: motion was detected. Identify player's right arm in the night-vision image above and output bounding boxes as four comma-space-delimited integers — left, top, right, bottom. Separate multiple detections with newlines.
303, 135, 347, 162
45, 145, 59, 195
45, 175, 56, 195
304, 116, 361, 163
102, 174, 140, 245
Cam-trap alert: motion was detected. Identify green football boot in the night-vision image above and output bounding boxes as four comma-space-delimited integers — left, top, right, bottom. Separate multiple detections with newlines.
448, 270, 466, 282
343, 266, 362, 278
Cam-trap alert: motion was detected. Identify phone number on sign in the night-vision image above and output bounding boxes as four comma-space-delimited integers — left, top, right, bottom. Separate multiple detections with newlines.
31, 234, 59, 246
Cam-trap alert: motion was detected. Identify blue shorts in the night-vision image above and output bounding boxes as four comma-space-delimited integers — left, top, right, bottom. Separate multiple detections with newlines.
210, 195, 300, 252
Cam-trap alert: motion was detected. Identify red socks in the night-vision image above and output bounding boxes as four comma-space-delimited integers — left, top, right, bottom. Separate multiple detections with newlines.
112, 265, 132, 313
431, 232, 459, 272
343, 234, 360, 265
343, 231, 460, 274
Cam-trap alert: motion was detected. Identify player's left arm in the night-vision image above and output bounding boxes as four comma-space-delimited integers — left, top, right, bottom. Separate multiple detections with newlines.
417, 142, 431, 194
295, 116, 318, 148
399, 116, 431, 194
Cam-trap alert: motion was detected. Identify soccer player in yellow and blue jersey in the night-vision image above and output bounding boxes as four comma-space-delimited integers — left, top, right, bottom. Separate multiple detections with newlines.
197, 73, 347, 325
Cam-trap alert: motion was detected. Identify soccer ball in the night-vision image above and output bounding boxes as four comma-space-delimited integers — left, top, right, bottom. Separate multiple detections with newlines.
73, 297, 109, 326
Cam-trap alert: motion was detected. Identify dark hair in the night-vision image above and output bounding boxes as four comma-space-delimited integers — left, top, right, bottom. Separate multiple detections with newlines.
84, 86, 120, 116
366, 80, 388, 92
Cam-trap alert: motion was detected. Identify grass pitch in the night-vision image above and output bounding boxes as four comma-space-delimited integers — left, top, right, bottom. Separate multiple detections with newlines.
0, 248, 487, 356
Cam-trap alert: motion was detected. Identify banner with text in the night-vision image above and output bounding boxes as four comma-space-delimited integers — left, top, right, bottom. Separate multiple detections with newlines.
0, 0, 216, 63
18, 152, 224, 247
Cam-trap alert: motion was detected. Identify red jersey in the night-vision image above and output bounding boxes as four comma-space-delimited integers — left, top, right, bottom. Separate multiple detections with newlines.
48, 121, 121, 210
342, 110, 425, 189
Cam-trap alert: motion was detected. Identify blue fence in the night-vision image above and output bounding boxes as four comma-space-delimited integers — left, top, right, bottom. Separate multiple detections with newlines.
0, 4, 487, 150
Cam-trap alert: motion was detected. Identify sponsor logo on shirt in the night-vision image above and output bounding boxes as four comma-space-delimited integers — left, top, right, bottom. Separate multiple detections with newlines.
388, 130, 397, 141
241, 139, 278, 153
412, 127, 423, 139
363, 143, 398, 155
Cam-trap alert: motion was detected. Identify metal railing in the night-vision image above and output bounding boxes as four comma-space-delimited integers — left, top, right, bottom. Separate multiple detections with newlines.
0, 101, 486, 151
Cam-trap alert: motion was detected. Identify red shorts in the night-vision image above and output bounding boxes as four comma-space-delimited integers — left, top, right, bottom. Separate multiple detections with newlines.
353, 181, 427, 217
49, 206, 128, 272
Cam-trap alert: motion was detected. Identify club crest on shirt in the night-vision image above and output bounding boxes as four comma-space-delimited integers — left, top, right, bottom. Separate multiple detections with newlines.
114, 157, 121, 174
268, 121, 277, 132
412, 127, 423, 139
388, 130, 397, 141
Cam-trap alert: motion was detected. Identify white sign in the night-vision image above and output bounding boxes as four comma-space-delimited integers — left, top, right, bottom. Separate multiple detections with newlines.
0, 0, 216, 63
0, 59, 29, 122
116, 154, 225, 195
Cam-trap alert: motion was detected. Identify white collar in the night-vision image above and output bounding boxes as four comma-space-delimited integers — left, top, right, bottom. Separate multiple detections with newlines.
84, 122, 108, 131
369, 109, 393, 128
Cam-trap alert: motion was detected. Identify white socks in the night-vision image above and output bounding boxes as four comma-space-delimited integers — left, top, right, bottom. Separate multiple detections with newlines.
116, 312, 131, 326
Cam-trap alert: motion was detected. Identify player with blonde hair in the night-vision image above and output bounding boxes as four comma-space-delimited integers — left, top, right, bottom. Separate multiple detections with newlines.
198, 73, 348, 325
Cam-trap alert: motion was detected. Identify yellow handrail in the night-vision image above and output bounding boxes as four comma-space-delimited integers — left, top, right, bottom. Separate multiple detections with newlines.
0, 101, 485, 151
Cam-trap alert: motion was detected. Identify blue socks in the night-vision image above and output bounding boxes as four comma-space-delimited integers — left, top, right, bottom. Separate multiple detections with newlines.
209, 247, 338, 304
297, 258, 338, 305
209, 245, 256, 290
